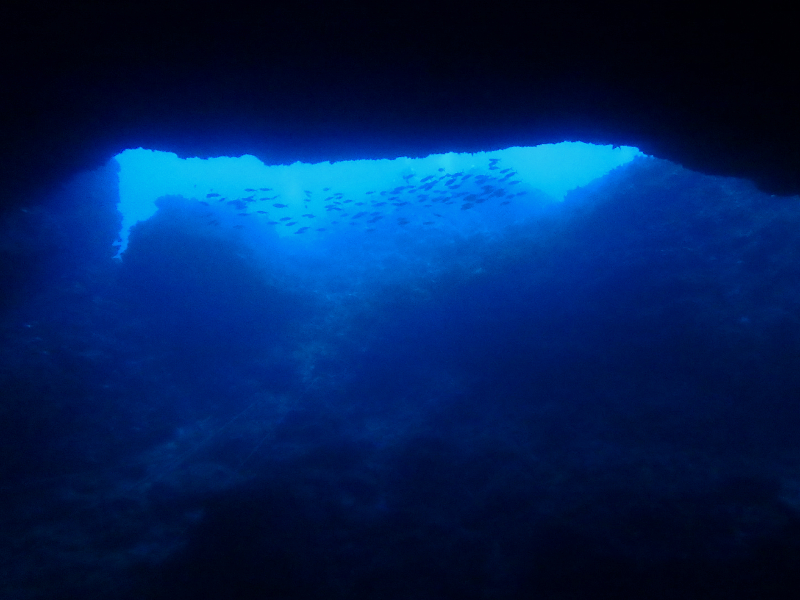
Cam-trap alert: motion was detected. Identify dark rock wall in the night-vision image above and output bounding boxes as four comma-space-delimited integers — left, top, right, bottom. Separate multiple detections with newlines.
0, 2, 798, 209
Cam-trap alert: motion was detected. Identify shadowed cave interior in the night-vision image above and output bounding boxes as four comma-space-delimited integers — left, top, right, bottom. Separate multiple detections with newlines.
2, 4, 800, 599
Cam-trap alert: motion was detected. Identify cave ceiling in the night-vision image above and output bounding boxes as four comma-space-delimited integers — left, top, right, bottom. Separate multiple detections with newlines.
0, 2, 797, 208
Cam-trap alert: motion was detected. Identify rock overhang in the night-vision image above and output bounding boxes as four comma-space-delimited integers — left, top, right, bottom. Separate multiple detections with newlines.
0, 3, 797, 209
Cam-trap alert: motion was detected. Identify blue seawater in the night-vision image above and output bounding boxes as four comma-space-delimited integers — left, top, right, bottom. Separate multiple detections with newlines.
2, 149, 800, 599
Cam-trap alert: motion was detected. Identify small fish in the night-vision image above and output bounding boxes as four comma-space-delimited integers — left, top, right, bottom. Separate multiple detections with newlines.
200, 201, 210, 206
259, 187, 272, 191
267, 221, 279, 225
295, 227, 309, 234
273, 203, 288, 208
244, 188, 255, 192
257, 210, 268, 214
323, 187, 330, 191
301, 213, 315, 218
461, 203, 474, 210
207, 193, 221, 198
285, 221, 297, 226
279, 217, 292, 221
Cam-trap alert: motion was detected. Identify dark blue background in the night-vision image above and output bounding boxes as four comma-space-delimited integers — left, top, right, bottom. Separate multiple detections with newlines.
3, 157, 800, 599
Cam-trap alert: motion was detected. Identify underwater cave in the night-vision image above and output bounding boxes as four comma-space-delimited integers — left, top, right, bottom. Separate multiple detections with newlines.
2, 4, 800, 599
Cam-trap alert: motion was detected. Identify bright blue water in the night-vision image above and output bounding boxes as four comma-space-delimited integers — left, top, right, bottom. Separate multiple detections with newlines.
114, 143, 640, 256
